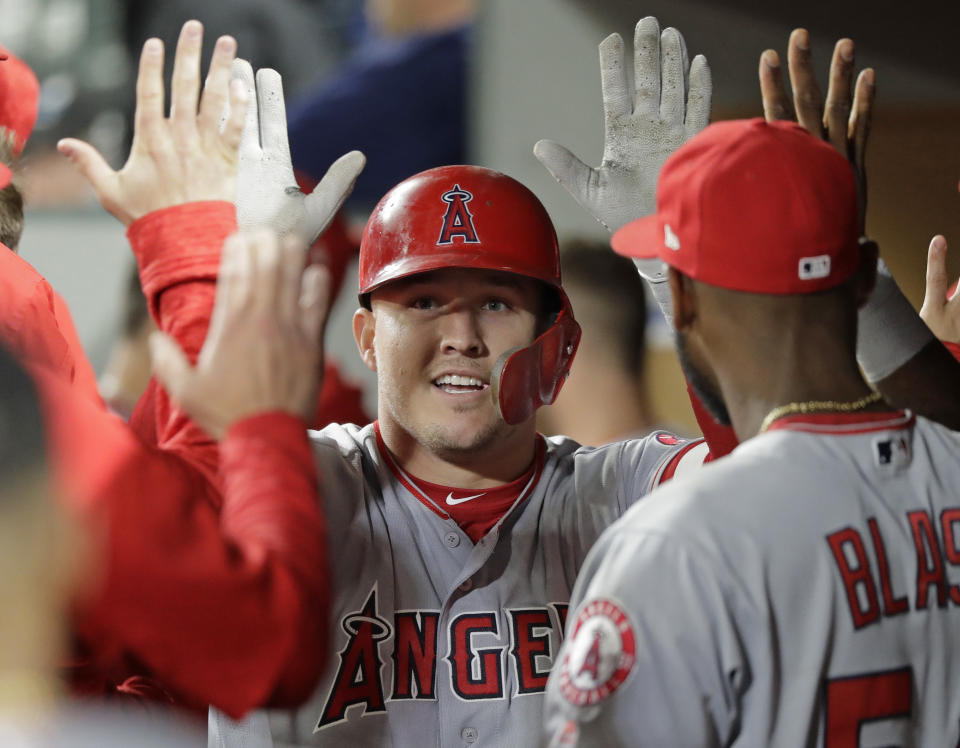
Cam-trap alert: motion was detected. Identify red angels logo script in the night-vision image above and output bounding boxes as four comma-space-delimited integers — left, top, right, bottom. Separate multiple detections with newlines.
438, 184, 480, 245
557, 599, 637, 707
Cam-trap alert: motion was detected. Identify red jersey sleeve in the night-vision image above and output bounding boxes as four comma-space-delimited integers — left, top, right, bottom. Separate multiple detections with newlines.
126, 201, 235, 497
38, 366, 328, 716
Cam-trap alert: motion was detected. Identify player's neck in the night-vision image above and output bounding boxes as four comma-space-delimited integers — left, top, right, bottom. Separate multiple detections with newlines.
717, 338, 879, 442
378, 419, 538, 488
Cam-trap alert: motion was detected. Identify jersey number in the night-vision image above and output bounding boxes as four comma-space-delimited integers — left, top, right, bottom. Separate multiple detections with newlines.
823, 667, 911, 747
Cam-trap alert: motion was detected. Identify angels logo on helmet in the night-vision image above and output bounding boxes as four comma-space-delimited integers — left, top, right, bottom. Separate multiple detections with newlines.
438, 184, 480, 245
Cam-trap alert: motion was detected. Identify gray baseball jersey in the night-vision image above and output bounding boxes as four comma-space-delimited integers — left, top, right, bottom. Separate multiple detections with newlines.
543, 410, 960, 747
208, 422, 706, 747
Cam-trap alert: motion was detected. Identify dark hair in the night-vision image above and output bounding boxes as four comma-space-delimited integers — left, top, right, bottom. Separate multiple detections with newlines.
0, 343, 46, 495
0, 128, 24, 251
560, 238, 647, 376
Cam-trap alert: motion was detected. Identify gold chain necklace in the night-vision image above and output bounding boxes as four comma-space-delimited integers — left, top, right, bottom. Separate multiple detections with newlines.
758, 391, 884, 434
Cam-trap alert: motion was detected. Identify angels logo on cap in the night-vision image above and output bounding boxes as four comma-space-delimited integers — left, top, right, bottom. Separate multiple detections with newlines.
437, 184, 480, 245
558, 598, 637, 707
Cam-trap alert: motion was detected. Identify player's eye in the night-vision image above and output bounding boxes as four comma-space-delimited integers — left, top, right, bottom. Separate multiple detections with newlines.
482, 299, 508, 312
411, 296, 437, 311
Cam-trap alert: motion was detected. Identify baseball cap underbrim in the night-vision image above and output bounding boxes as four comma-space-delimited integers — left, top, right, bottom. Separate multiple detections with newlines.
610, 215, 662, 261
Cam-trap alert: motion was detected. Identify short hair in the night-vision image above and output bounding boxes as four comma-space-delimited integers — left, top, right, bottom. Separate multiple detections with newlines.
0, 343, 46, 500
560, 238, 647, 376
0, 127, 24, 251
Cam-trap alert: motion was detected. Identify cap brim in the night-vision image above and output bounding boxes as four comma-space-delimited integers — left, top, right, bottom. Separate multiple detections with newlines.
0, 163, 10, 189
611, 215, 661, 260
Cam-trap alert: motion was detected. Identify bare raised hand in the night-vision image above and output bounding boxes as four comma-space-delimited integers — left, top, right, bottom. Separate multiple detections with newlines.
759, 29, 875, 232
58, 21, 247, 226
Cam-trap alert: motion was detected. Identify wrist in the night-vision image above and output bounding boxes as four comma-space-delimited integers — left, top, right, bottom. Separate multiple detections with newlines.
127, 202, 237, 321
856, 258, 935, 382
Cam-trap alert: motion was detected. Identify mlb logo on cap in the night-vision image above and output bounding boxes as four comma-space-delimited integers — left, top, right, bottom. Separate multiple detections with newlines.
611, 118, 860, 294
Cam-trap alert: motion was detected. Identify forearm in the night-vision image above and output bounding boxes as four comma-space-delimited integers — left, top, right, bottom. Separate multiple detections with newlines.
125, 201, 236, 486
871, 339, 960, 430
68, 405, 327, 717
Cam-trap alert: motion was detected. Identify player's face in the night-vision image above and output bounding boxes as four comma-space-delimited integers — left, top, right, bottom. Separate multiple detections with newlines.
357, 268, 543, 455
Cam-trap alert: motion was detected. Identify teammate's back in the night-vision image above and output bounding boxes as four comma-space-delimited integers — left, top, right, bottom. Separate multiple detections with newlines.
547, 410, 960, 746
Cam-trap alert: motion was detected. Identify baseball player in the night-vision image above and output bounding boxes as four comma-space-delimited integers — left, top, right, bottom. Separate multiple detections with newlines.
64, 17, 958, 747
543, 116, 960, 746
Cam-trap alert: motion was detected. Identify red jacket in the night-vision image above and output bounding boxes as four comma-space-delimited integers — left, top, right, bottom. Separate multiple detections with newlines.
0, 216, 330, 717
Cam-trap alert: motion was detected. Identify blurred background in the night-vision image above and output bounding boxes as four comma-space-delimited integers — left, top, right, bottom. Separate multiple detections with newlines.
9, 0, 960, 435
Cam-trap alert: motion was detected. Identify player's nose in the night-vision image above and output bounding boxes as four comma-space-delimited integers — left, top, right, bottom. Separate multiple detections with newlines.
439, 306, 485, 357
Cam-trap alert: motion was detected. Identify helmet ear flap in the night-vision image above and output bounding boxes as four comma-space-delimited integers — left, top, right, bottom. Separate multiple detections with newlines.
492, 307, 581, 425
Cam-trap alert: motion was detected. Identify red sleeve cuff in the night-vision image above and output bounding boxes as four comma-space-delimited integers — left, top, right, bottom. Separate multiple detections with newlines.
221, 411, 315, 478
126, 202, 237, 321
944, 340, 960, 363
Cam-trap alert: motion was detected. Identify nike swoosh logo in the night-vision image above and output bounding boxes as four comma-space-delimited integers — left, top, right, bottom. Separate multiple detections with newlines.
445, 492, 487, 506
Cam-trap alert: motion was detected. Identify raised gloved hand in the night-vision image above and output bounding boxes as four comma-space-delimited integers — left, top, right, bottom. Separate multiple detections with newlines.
534, 16, 711, 234
231, 59, 365, 243
534, 16, 711, 316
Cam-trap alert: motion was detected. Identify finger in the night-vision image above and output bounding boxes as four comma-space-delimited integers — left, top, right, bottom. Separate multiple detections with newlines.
533, 139, 603, 221
214, 233, 256, 322
299, 263, 332, 348
198, 35, 237, 136
221, 79, 249, 152
301, 150, 366, 242
149, 331, 196, 405
759, 49, 793, 121
823, 38, 855, 154
169, 20, 204, 130
133, 38, 166, 148
685, 54, 712, 135
599, 32, 631, 122
632, 17, 661, 117
231, 58, 261, 154
659, 27, 687, 121
924, 235, 950, 314
57, 139, 119, 210
255, 69, 291, 159
279, 234, 309, 326
849, 67, 875, 170
250, 229, 284, 312
787, 28, 825, 137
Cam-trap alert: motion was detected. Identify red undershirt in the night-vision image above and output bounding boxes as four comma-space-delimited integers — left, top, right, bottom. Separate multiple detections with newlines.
375, 423, 546, 543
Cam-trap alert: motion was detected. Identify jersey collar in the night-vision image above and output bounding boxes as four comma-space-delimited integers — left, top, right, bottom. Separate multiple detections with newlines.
763, 409, 914, 436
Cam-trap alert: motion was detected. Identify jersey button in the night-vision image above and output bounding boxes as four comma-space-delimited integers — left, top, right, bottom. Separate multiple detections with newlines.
445, 532, 461, 548
458, 579, 473, 592
461, 727, 478, 743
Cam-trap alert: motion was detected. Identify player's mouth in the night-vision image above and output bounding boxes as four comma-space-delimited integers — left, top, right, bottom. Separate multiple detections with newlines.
433, 374, 489, 394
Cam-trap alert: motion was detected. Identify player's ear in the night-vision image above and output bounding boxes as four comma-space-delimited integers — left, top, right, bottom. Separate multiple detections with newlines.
353, 307, 377, 372
668, 268, 697, 332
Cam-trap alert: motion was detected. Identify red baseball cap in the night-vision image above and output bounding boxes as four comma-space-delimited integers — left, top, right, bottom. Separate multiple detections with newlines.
0, 45, 39, 155
611, 118, 860, 294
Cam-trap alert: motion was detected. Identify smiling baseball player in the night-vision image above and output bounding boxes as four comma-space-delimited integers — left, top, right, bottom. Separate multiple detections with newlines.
542, 116, 960, 747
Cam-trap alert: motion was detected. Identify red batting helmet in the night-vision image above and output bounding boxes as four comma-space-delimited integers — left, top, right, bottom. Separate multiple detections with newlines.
359, 165, 581, 425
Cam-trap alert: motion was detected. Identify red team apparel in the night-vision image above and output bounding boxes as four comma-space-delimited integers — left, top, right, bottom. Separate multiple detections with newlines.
209, 423, 703, 746
124, 197, 708, 745
544, 411, 960, 746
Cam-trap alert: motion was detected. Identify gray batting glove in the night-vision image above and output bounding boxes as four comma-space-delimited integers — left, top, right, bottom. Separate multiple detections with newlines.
230, 59, 365, 243
534, 16, 711, 300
